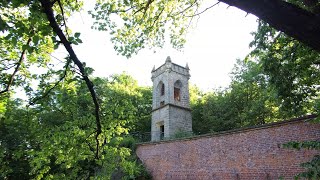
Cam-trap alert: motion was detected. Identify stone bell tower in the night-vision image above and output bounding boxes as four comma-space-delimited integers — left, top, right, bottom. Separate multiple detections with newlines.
151, 56, 192, 141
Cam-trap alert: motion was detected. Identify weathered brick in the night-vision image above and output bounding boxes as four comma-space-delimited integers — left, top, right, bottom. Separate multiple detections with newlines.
137, 116, 320, 180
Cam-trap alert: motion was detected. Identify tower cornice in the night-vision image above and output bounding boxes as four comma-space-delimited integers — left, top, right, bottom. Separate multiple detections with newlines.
151, 103, 192, 112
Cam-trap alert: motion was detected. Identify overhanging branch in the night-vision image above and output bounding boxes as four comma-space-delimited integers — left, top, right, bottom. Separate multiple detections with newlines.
40, 0, 102, 159
218, 0, 320, 52
29, 58, 71, 105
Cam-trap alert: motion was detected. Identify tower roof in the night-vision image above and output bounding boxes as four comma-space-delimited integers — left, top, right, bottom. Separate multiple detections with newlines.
151, 56, 190, 80
166, 56, 172, 63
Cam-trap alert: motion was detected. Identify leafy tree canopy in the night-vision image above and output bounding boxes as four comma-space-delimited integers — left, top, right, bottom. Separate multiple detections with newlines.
249, 20, 320, 116
1, 0, 320, 178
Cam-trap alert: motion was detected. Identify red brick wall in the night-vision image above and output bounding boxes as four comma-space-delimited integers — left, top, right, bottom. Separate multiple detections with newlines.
136, 116, 320, 179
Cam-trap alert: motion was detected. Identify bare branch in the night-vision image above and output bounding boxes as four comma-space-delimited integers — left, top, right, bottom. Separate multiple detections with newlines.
47, 53, 64, 63
110, 6, 136, 14
185, 12, 195, 34
0, 38, 31, 95
0, 58, 11, 62
29, 59, 71, 105
186, 2, 220, 17
85, 131, 97, 156
218, 0, 320, 51
151, 7, 165, 28
172, 0, 199, 16
133, 6, 145, 15
0, 63, 16, 71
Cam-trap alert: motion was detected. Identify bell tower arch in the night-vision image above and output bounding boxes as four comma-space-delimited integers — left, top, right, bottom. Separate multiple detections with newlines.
151, 56, 192, 141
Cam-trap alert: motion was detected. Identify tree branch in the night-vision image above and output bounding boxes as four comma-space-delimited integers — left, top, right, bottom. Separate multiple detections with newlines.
110, 6, 136, 14
57, 0, 69, 37
0, 58, 11, 62
133, 0, 154, 16
85, 131, 97, 156
29, 58, 71, 105
174, 0, 199, 16
0, 63, 16, 71
186, 2, 220, 17
218, 0, 320, 52
0, 38, 31, 95
143, 0, 154, 16
40, 0, 102, 159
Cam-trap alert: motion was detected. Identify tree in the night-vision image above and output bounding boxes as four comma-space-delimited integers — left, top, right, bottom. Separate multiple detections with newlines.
218, 0, 320, 51
0, 0, 103, 159
229, 59, 283, 125
249, 20, 320, 116
191, 59, 286, 133
90, 0, 320, 56
90, 0, 203, 57
248, 13, 319, 179
0, 99, 34, 179
1, 0, 319, 178
0, 73, 150, 179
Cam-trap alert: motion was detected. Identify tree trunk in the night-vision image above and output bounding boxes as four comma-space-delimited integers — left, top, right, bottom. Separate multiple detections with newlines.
219, 0, 320, 52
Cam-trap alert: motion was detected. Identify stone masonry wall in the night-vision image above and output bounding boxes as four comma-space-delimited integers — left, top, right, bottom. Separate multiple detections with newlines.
151, 58, 192, 141
151, 105, 170, 141
137, 116, 320, 180
169, 106, 192, 137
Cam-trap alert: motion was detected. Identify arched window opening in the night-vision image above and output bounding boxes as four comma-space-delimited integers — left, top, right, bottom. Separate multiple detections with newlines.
161, 83, 165, 96
157, 81, 165, 106
158, 81, 164, 96
174, 88, 180, 101
174, 80, 182, 101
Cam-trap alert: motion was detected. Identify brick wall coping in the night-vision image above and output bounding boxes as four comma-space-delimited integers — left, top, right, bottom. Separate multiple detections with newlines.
137, 114, 318, 146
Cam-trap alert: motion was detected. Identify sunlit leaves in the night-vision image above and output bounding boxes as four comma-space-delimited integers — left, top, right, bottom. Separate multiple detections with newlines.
15, 73, 149, 179
191, 59, 287, 134
283, 141, 320, 179
249, 20, 320, 116
89, 0, 202, 57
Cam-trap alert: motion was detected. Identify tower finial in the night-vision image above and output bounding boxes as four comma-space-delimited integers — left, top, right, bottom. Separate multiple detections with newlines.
166, 56, 171, 63
185, 63, 189, 70
152, 65, 155, 72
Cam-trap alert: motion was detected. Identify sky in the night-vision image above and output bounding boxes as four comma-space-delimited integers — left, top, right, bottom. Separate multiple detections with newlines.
57, 1, 258, 92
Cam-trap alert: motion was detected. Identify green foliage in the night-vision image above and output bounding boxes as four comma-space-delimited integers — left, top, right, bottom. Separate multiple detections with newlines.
249, 20, 320, 116
249, 18, 320, 180
283, 141, 320, 179
283, 141, 320, 151
0, 73, 152, 179
298, 155, 320, 180
1, 0, 319, 179
0, 0, 84, 94
1, 1, 155, 175
191, 59, 286, 134
173, 130, 194, 139
0, 99, 33, 179
89, 0, 203, 57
